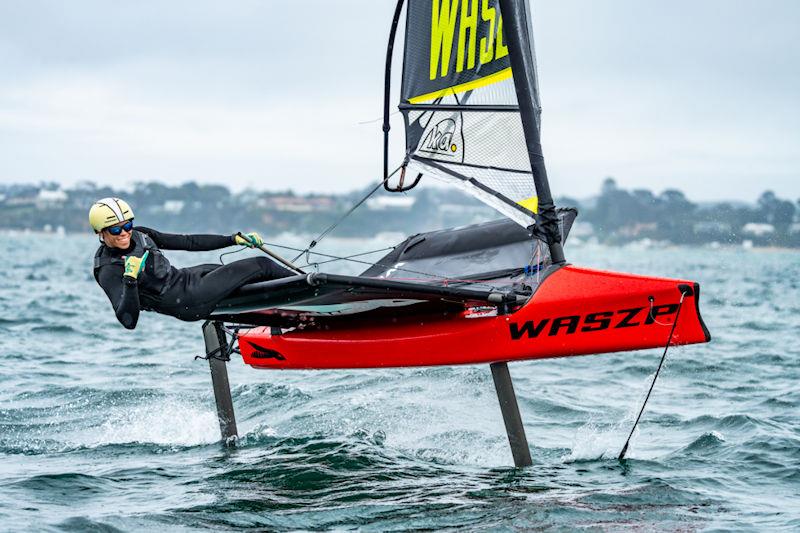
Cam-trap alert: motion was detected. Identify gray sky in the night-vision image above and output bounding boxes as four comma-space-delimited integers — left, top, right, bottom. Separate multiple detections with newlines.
0, 1, 798, 201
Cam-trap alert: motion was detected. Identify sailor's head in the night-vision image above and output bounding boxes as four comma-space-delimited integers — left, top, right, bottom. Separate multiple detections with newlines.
89, 197, 135, 248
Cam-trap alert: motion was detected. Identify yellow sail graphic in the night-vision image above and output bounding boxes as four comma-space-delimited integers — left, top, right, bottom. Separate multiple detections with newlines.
408, 67, 512, 104
517, 196, 538, 213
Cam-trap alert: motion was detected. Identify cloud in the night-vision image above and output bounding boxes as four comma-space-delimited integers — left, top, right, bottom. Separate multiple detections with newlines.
0, 0, 798, 200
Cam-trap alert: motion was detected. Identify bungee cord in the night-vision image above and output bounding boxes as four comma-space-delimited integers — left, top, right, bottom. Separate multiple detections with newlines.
218, 244, 248, 265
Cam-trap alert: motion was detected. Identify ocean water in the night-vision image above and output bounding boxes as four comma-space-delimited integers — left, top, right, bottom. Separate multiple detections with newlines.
1, 232, 798, 531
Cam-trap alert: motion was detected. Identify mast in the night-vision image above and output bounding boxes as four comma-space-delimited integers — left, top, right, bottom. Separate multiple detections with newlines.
497, 0, 565, 264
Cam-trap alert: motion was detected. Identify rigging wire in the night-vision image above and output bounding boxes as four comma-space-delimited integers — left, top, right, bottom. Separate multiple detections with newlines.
266, 240, 505, 291
358, 110, 401, 125
618, 290, 689, 461
291, 164, 403, 263
298, 247, 396, 269
212, 157, 522, 292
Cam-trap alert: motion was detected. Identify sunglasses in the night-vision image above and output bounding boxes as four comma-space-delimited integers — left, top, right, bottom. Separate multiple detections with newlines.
106, 220, 134, 235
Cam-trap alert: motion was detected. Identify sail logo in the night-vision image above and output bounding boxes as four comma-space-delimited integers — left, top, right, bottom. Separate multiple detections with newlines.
419, 118, 460, 157
430, 0, 508, 81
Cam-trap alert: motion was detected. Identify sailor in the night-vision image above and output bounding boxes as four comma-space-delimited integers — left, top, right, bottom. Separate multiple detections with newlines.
90, 197, 294, 329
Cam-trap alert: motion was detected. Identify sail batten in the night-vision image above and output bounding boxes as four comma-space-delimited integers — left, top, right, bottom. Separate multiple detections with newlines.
398, 104, 519, 112
412, 154, 533, 176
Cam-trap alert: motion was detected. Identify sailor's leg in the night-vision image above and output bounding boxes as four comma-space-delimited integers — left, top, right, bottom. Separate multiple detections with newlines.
490, 362, 532, 467
194, 257, 294, 298
203, 320, 238, 445
172, 257, 295, 320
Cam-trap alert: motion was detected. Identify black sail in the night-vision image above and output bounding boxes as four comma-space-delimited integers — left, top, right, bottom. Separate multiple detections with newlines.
399, 0, 544, 228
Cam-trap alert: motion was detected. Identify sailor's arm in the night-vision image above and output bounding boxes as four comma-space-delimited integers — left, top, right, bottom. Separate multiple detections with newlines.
96, 265, 140, 330
136, 226, 236, 251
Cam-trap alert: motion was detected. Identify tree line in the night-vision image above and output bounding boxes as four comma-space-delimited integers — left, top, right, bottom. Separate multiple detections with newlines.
1, 179, 798, 247
561, 178, 799, 247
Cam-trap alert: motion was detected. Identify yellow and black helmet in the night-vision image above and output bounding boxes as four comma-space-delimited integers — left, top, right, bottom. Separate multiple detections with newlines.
89, 197, 135, 233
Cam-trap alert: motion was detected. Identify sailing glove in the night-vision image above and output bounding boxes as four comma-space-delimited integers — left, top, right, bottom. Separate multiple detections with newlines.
123, 251, 149, 280
235, 232, 264, 248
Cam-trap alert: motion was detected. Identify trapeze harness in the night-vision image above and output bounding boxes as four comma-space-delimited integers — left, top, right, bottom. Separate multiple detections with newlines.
93, 228, 293, 329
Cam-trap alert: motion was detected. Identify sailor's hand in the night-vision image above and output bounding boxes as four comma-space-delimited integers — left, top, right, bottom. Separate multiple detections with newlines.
235, 232, 263, 248
123, 251, 149, 280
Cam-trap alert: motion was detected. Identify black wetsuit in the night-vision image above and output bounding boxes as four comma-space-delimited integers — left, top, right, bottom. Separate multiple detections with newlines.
93, 227, 294, 329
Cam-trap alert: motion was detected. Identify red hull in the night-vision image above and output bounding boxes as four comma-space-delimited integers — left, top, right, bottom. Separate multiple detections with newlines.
238, 265, 710, 369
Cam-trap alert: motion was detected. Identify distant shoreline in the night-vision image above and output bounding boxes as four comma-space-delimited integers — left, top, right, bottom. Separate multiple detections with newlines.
3, 179, 798, 248
4, 227, 797, 253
